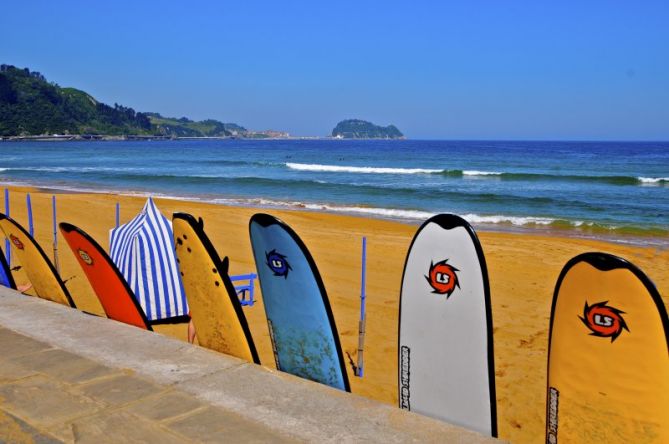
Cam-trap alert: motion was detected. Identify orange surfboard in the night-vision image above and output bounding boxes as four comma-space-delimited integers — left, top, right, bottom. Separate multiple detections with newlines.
0, 213, 75, 307
60, 222, 151, 330
547, 252, 668, 443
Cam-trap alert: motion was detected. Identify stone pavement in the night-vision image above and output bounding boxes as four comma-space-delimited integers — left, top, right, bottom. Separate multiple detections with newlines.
0, 327, 292, 443
0, 287, 498, 443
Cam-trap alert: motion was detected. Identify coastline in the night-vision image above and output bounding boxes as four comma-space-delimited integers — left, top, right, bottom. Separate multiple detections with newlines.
1, 184, 667, 443
2, 178, 667, 249
0, 135, 393, 142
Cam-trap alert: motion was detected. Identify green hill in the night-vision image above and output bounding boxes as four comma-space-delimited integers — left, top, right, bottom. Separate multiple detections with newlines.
332, 119, 404, 139
146, 113, 242, 137
0, 65, 152, 136
0, 65, 244, 138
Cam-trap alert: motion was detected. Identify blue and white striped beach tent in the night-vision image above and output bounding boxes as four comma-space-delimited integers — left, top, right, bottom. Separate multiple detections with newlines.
109, 198, 188, 321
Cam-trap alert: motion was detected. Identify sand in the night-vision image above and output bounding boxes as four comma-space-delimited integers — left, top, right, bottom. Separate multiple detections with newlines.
1, 185, 667, 443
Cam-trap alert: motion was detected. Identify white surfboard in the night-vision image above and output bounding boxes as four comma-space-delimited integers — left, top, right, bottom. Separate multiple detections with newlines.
398, 214, 497, 437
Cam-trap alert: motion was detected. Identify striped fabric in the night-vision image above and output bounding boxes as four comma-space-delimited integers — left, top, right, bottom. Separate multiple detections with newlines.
109, 198, 188, 321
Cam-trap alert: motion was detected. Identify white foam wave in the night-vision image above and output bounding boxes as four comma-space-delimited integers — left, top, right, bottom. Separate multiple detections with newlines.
206, 197, 433, 219
207, 196, 561, 226
0, 166, 141, 173
638, 176, 669, 184
462, 170, 502, 176
304, 206, 558, 226
285, 163, 442, 175
460, 213, 555, 226
305, 204, 435, 220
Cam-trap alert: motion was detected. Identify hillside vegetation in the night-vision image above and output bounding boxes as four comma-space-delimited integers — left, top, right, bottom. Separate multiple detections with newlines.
0, 65, 244, 137
0, 65, 151, 136
146, 113, 242, 137
332, 119, 404, 139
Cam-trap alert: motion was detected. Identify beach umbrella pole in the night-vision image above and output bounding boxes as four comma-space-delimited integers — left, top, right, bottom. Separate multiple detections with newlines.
4, 188, 9, 265
115, 202, 120, 228
52, 195, 59, 273
26, 193, 34, 236
356, 236, 367, 377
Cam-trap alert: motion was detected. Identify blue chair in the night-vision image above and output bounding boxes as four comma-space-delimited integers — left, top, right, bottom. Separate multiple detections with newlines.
230, 273, 257, 306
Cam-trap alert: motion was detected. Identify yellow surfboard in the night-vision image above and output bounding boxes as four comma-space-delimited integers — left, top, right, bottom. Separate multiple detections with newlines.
547, 252, 668, 443
173, 213, 259, 364
0, 214, 75, 308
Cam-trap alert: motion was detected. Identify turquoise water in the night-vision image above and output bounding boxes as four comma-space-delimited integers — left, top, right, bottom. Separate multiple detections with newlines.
0, 139, 667, 242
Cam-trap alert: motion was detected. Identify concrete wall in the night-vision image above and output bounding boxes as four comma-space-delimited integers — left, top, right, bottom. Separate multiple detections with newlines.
0, 288, 499, 443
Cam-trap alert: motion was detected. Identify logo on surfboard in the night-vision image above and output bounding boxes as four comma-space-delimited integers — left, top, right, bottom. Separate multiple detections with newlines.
579, 301, 629, 342
546, 387, 559, 444
78, 249, 93, 266
9, 234, 24, 250
399, 345, 411, 410
266, 249, 291, 278
425, 259, 460, 298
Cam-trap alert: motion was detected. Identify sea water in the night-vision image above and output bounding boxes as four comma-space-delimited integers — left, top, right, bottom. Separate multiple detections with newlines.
0, 139, 667, 244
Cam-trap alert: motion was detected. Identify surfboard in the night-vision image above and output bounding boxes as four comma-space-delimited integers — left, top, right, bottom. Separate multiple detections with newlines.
0, 246, 16, 289
249, 213, 350, 392
0, 213, 75, 307
398, 214, 497, 436
172, 213, 259, 363
59, 222, 151, 330
546, 252, 669, 443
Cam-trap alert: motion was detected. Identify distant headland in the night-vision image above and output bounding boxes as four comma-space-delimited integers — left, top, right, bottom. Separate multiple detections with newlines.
331, 119, 404, 139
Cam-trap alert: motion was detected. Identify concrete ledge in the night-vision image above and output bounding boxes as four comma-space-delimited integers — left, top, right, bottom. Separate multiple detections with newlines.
0, 288, 498, 443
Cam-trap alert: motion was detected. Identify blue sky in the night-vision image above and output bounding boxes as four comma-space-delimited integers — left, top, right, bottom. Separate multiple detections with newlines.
2, 1, 668, 139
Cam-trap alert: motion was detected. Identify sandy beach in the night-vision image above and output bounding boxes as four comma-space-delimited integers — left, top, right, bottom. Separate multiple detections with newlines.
1, 185, 667, 443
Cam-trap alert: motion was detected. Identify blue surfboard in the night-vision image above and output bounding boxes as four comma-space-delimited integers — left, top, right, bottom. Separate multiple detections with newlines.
0, 247, 15, 289
249, 213, 350, 392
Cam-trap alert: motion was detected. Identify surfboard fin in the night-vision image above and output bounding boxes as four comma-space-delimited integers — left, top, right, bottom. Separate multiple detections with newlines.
220, 256, 230, 274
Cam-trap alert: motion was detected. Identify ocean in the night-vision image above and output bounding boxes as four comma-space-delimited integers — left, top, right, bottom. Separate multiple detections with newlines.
0, 139, 667, 244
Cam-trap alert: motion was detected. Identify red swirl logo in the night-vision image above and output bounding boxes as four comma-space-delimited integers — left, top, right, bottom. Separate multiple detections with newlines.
425, 259, 460, 298
9, 234, 24, 250
579, 301, 629, 342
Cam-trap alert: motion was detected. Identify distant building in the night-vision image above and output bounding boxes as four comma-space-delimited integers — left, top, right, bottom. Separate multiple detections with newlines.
246, 130, 290, 138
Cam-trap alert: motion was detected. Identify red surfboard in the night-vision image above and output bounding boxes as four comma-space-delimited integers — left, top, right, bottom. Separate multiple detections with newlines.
60, 222, 151, 330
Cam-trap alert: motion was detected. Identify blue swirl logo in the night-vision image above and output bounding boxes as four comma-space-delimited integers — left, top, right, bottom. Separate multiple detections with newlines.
266, 249, 291, 278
